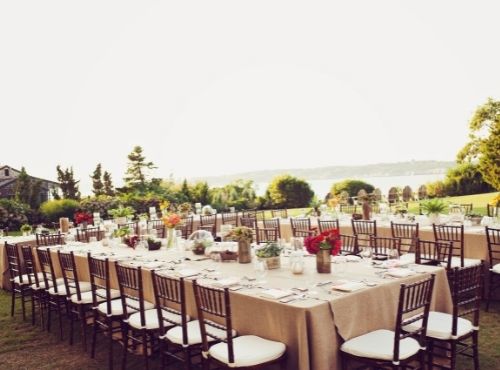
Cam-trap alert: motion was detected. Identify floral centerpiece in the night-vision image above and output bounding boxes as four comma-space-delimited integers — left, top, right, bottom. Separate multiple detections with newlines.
162, 213, 182, 248
20, 224, 32, 236
255, 242, 283, 269
74, 211, 93, 228
108, 206, 135, 224
226, 226, 253, 263
113, 226, 138, 248
420, 199, 448, 225
177, 202, 192, 217
304, 229, 342, 273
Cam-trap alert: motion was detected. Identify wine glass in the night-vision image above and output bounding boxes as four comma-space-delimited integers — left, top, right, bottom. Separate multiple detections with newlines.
254, 260, 268, 284
360, 247, 372, 264
388, 247, 399, 260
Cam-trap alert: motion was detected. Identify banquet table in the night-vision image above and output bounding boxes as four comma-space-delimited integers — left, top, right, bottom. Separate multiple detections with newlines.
33, 242, 451, 370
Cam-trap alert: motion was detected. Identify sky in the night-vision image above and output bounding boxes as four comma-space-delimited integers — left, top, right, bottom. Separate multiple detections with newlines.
1, 1, 500, 195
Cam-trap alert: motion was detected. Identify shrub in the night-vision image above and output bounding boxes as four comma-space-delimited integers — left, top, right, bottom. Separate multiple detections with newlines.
265, 175, 314, 209
0, 199, 29, 230
120, 193, 165, 215
443, 162, 495, 196
79, 195, 121, 218
329, 180, 375, 199
40, 199, 80, 223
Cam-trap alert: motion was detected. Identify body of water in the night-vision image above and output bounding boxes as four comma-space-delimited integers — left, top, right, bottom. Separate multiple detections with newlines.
255, 173, 445, 199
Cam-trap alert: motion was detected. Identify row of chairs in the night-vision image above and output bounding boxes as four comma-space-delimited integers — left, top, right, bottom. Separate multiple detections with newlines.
6, 243, 287, 369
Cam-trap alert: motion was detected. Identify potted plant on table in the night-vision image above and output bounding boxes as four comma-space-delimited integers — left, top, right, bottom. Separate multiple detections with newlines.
113, 226, 137, 248
20, 224, 32, 236
420, 199, 448, 225
162, 213, 182, 249
226, 226, 254, 263
74, 211, 93, 229
304, 229, 342, 273
147, 237, 162, 251
255, 242, 283, 269
108, 206, 135, 225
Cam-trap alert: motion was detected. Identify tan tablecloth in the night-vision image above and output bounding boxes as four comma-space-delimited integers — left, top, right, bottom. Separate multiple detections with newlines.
37, 244, 451, 370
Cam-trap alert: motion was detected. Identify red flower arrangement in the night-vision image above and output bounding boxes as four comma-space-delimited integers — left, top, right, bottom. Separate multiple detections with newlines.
304, 229, 342, 256
74, 211, 93, 226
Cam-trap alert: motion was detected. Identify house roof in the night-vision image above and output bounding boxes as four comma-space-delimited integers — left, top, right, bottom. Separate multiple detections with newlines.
0, 165, 60, 187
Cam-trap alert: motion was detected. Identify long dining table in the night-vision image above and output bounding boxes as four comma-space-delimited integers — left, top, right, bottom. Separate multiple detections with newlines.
32, 241, 452, 370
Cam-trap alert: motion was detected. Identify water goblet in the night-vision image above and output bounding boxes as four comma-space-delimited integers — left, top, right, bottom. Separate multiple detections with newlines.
254, 260, 268, 285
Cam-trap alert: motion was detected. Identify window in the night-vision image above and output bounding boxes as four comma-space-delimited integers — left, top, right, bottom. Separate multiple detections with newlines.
4, 168, 9, 177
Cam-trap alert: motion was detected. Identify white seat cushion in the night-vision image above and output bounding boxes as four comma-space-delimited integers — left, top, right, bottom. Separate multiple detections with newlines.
403, 311, 473, 340
48, 281, 92, 296
13, 273, 45, 285
128, 308, 187, 330
166, 320, 234, 346
31, 277, 65, 290
209, 335, 286, 367
340, 329, 420, 361
450, 257, 481, 268
70, 288, 120, 305
98, 298, 154, 316
491, 263, 500, 274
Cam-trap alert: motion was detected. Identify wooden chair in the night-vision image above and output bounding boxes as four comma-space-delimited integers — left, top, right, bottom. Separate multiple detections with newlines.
433, 224, 466, 268
57, 250, 93, 350
405, 264, 483, 370
271, 209, 288, 219
317, 219, 340, 233
147, 219, 166, 238
290, 218, 315, 238
256, 218, 281, 244
415, 239, 453, 270
341, 275, 435, 370
221, 212, 239, 227
76, 226, 102, 242
369, 235, 401, 257
5, 242, 32, 321
255, 210, 266, 221
176, 216, 193, 239
339, 204, 357, 214
20, 245, 47, 326
486, 227, 500, 311
390, 221, 419, 253
239, 217, 256, 229
192, 280, 287, 369
115, 263, 157, 370
88, 254, 122, 369
339, 234, 359, 255
351, 219, 377, 248
118, 222, 139, 236
199, 215, 217, 237
487, 204, 499, 217
459, 203, 473, 216
36, 232, 63, 246
152, 272, 199, 369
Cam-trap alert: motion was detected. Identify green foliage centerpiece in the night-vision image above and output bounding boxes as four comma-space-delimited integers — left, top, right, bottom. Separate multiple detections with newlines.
255, 242, 283, 269
226, 226, 253, 263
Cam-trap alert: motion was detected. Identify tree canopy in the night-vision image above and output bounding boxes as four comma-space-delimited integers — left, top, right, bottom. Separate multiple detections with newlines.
123, 146, 157, 193
266, 174, 314, 209
56, 165, 81, 200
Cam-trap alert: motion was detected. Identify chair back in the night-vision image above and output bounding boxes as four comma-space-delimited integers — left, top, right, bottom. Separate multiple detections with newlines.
36, 247, 58, 291
271, 209, 288, 219
221, 212, 239, 227
390, 221, 419, 253
115, 263, 147, 323
192, 281, 236, 364
239, 216, 256, 229
415, 239, 452, 270
318, 219, 340, 233
200, 215, 217, 237
340, 204, 357, 214
448, 263, 483, 333
487, 204, 499, 217
176, 216, 193, 239
88, 254, 113, 312
290, 218, 313, 238
339, 234, 359, 255
118, 222, 139, 236
147, 219, 166, 238
394, 275, 435, 364
151, 272, 189, 342
256, 219, 280, 244
20, 245, 41, 288
76, 226, 101, 242
459, 203, 473, 216
369, 235, 401, 256
433, 224, 464, 267
486, 227, 500, 268
351, 219, 377, 248
5, 242, 23, 283
36, 232, 62, 247
57, 250, 83, 300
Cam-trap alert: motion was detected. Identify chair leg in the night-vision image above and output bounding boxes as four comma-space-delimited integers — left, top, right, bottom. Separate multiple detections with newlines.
427, 339, 434, 370
142, 330, 149, 370
121, 323, 129, 370
57, 300, 64, 341
450, 341, 457, 370
108, 320, 114, 370
91, 311, 98, 358
279, 356, 287, 370
10, 288, 16, 316
486, 275, 493, 312
21, 289, 27, 321
472, 331, 480, 370
340, 353, 348, 370
47, 299, 52, 332
79, 305, 88, 352
183, 346, 191, 370
31, 292, 36, 325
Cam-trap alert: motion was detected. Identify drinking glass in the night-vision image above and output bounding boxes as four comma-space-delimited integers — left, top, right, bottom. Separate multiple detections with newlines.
88, 236, 97, 244
360, 247, 372, 264
388, 248, 399, 260
254, 260, 268, 284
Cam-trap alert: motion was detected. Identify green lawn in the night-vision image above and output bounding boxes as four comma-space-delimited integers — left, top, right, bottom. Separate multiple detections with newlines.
0, 290, 499, 369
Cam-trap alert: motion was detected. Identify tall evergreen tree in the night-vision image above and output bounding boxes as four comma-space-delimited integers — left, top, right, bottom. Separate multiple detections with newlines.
103, 171, 115, 196
91, 163, 104, 196
14, 167, 32, 204
180, 179, 192, 202
29, 179, 42, 209
123, 146, 156, 192
56, 165, 81, 200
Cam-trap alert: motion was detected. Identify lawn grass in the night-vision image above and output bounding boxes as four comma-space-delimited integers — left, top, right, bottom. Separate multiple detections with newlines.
0, 290, 499, 369
407, 192, 499, 216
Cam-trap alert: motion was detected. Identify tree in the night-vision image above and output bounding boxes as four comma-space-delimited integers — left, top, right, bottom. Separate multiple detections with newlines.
56, 165, 81, 200
14, 167, 32, 205
91, 163, 104, 196
191, 182, 210, 205
457, 98, 500, 190
180, 179, 192, 202
123, 146, 157, 192
103, 171, 115, 196
329, 179, 375, 201
266, 174, 314, 209
443, 162, 494, 196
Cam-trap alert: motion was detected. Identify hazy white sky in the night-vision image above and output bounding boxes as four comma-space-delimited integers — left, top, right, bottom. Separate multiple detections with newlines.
1, 1, 499, 194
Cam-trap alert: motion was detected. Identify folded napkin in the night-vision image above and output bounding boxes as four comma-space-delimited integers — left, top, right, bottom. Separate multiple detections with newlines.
260, 289, 294, 300
211, 277, 240, 288
142, 261, 166, 269
175, 268, 199, 278
386, 268, 416, 278
346, 255, 361, 262
331, 282, 365, 292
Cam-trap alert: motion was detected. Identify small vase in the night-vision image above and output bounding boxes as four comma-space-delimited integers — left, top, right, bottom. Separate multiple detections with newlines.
260, 256, 281, 269
362, 201, 371, 220
166, 228, 176, 249
316, 249, 331, 273
238, 240, 252, 263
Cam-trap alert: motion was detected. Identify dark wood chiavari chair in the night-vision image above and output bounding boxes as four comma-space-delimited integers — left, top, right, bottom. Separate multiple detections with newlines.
351, 219, 377, 248
341, 275, 435, 370
369, 235, 401, 256
459, 203, 473, 216
487, 204, 499, 217
339, 204, 357, 214
390, 221, 419, 254
20, 245, 46, 326
290, 217, 315, 238
36, 232, 63, 247
88, 254, 122, 369
255, 210, 266, 221
57, 250, 93, 350
241, 209, 256, 219
76, 226, 102, 242
147, 219, 166, 238
486, 227, 500, 311
152, 272, 199, 369
271, 209, 288, 219
405, 264, 482, 370
199, 215, 217, 237
176, 216, 194, 239
339, 234, 359, 255
317, 219, 340, 233
5, 242, 32, 321
239, 216, 256, 229
256, 218, 281, 244
221, 212, 239, 227
192, 280, 287, 369
433, 224, 465, 267
115, 263, 157, 370
414, 239, 453, 270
